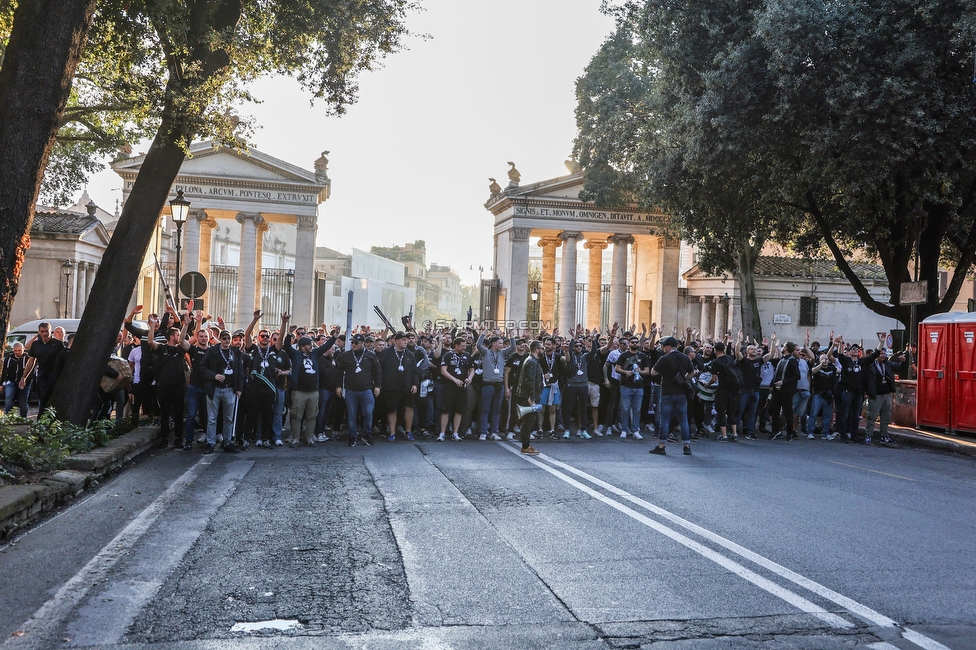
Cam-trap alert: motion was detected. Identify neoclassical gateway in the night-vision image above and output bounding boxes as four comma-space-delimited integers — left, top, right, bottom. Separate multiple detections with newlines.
485, 165, 683, 331
113, 143, 331, 330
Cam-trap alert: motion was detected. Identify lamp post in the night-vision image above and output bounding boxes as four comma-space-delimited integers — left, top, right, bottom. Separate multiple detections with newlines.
169, 190, 191, 308
61, 260, 73, 318
530, 286, 539, 332
285, 268, 295, 314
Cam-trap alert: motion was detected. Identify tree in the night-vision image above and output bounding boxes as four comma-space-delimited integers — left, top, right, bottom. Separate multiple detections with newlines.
572, 4, 790, 338
50, 0, 415, 424
0, 0, 98, 341
576, 0, 976, 338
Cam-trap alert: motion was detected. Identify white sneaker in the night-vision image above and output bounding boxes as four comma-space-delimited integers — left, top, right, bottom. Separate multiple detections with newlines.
436, 433, 445, 441
506, 432, 515, 441
704, 424, 715, 434
620, 431, 627, 439
316, 433, 327, 442
807, 433, 815, 439
594, 426, 604, 437
632, 431, 643, 440
530, 431, 537, 440
452, 433, 462, 441
274, 439, 283, 447
216, 434, 224, 444
490, 433, 502, 441
513, 426, 521, 434
196, 434, 206, 443
479, 433, 487, 441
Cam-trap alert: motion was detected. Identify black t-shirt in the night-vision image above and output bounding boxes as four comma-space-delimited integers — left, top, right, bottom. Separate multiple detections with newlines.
187, 344, 210, 387
441, 350, 472, 384
711, 355, 740, 394
29, 337, 65, 374
153, 344, 187, 386
506, 352, 528, 388
616, 351, 650, 389
653, 350, 695, 396
293, 350, 319, 392
812, 363, 838, 394
738, 356, 762, 390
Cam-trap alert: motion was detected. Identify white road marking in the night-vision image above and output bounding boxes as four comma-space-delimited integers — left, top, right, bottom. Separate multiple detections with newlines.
867, 643, 902, 650
501, 443, 953, 650
498, 444, 852, 629
2, 454, 228, 650
230, 619, 302, 632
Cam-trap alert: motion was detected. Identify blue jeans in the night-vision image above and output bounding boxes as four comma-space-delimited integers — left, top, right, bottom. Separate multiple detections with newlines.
272, 387, 285, 441
793, 389, 811, 432
807, 393, 834, 436
345, 389, 374, 441
185, 383, 208, 443
207, 386, 238, 446
479, 383, 504, 435
619, 386, 644, 433
658, 393, 691, 443
4, 381, 29, 417
739, 390, 760, 436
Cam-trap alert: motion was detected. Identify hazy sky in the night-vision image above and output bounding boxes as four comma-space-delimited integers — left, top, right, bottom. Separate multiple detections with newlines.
84, 0, 617, 286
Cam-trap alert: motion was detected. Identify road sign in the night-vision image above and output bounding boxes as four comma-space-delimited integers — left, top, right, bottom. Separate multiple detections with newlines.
181, 298, 204, 311
900, 281, 928, 305
179, 271, 208, 299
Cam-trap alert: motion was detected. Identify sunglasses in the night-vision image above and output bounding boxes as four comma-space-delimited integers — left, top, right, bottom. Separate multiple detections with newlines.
258, 334, 269, 339
220, 336, 231, 340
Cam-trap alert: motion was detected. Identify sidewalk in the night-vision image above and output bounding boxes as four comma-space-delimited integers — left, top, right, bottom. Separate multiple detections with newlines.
0, 425, 160, 539
886, 423, 976, 457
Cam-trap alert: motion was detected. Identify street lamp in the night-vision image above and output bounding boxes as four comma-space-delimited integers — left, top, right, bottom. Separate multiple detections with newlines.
530, 287, 539, 302
61, 260, 73, 318
169, 190, 190, 307
285, 268, 295, 314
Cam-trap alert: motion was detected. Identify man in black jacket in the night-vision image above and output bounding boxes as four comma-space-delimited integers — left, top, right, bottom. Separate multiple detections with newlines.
769, 342, 800, 440
378, 332, 419, 441
862, 339, 896, 445
200, 330, 246, 453
336, 334, 382, 446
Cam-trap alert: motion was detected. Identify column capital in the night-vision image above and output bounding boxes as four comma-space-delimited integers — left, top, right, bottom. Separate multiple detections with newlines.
656, 235, 681, 248
608, 234, 635, 246
537, 236, 562, 249
559, 230, 583, 242
297, 215, 317, 230
699, 295, 707, 303
584, 239, 609, 251
189, 209, 209, 221
236, 212, 264, 226
713, 295, 722, 304
511, 227, 532, 242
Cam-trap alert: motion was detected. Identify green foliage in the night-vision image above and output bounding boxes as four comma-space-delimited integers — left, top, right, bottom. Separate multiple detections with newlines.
0, 409, 131, 477
575, 0, 976, 325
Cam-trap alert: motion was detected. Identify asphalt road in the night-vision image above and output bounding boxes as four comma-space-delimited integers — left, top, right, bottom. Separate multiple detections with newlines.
1, 432, 974, 649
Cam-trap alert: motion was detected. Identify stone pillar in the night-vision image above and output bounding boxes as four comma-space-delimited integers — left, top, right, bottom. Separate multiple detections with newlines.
559, 231, 582, 331
198, 214, 217, 284
86, 264, 97, 312
712, 295, 725, 340
699, 296, 710, 341
236, 212, 263, 327
608, 234, 634, 327
183, 210, 207, 273
584, 238, 608, 329
294, 215, 318, 327
656, 237, 682, 329
75, 262, 87, 317
537, 237, 562, 330
507, 228, 531, 324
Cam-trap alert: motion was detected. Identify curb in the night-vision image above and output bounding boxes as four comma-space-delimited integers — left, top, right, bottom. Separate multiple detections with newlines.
0, 426, 160, 539
887, 426, 976, 457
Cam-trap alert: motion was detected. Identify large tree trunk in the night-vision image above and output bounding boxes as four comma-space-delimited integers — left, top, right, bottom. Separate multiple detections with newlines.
0, 0, 96, 341
735, 235, 763, 341
48, 128, 187, 424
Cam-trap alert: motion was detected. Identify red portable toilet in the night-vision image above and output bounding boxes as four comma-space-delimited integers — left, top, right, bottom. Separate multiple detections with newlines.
950, 313, 976, 433
917, 313, 954, 429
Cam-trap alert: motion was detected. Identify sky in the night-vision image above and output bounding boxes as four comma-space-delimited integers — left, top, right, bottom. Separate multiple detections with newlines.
84, 0, 618, 286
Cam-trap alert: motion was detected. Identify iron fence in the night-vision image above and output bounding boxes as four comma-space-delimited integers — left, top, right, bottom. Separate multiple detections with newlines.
523, 280, 631, 330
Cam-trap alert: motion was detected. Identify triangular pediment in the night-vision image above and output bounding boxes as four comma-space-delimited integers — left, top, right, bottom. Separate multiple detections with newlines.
112, 142, 324, 187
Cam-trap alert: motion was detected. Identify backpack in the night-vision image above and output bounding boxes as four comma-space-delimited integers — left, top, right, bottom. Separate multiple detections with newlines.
718, 357, 743, 392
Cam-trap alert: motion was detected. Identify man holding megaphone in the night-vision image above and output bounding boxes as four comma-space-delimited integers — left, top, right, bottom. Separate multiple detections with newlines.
514, 340, 546, 455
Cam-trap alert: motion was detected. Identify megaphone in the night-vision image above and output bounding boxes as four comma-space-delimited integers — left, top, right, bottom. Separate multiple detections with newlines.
517, 403, 544, 419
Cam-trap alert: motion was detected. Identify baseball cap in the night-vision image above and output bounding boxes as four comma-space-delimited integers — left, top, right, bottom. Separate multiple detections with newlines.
351, 334, 365, 343
660, 336, 679, 348
297, 336, 313, 347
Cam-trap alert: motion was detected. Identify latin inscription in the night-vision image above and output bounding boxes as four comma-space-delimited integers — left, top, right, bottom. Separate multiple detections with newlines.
514, 206, 657, 221
124, 180, 318, 204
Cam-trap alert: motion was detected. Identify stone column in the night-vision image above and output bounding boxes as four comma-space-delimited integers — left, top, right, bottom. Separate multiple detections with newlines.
294, 215, 318, 327
507, 228, 532, 324
183, 210, 207, 273
699, 296, 710, 341
198, 214, 217, 284
712, 295, 725, 340
75, 262, 87, 317
559, 231, 582, 331
86, 264, 97, 311
656, 237, 682, 328
235, 212, 263, 327
584, 238, 608, 329
537, 236, 562, 330
608, 234, 634, 327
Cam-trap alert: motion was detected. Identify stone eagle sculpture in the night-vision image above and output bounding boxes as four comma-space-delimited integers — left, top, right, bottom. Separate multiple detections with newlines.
507, 162, 521, 186
488, 178, 502, 195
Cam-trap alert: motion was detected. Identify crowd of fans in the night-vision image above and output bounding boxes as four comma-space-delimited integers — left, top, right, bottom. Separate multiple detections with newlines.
1, 308, 915, 457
